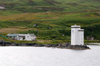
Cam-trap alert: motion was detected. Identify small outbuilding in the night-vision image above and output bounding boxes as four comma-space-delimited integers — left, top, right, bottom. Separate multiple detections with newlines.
7, 33, 36, 41
0, 6, 6, 9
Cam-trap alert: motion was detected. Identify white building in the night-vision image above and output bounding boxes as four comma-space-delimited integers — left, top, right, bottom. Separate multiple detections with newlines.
71, 24, 84, 45
7, 34, 36, 41
0, 6, 6, 9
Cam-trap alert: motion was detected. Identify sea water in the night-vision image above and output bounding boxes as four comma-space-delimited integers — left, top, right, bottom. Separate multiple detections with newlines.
0, 45, 100, 66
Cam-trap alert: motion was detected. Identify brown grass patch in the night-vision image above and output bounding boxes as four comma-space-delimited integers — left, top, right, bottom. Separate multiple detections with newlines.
0, 28, 32, 33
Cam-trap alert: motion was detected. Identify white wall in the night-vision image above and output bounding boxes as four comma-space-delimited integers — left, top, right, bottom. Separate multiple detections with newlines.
71, 25, 84, 45
31, 36, 36, 41
19, 37, 23, 40
24, 35, 31, 41
71, 28, 80, 45
24, 34, 36, 41
7, 34, 36, 41
79, 30, 84, 45
71, 29, 75, 45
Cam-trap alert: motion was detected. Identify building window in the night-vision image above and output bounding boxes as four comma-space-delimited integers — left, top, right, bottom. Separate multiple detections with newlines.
27, 36, 29, 38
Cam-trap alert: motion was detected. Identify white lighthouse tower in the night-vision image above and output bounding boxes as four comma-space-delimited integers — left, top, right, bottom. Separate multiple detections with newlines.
71, 24, 84, 45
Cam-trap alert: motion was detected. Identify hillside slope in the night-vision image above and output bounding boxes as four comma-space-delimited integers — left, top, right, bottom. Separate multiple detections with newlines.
0, 0, 100, 14
0, 12, 100, 40
0, 0, 100, 41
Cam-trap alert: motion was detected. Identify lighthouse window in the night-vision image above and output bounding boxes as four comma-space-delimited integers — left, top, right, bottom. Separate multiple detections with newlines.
72, 30, 74, 34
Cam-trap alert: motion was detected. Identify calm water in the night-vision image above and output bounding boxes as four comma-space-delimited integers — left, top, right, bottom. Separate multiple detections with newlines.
0, 45, 100, 66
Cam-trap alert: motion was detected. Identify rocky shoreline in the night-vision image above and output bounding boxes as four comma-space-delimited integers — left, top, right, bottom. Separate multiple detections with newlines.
0, 40, 90, 50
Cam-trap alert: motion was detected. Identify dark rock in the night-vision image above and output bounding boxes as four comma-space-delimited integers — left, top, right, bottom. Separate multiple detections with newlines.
34, 43, 44, 47
25, 43, 37, 46
52, 44, 58, 47
6, 42, 11, 45
57, 43, 65, 48
44, 44, 52, 47
84, 45, 90, 49
11, 43, 16, 46
20, 43, 28, 46
0, 40, 90, 49
69, 45, 90, 49
26, 43, 33, 46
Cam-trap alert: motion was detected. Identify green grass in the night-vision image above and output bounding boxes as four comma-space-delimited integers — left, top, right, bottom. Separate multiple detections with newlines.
84, 40, 100, 43
0, 0, 100, 43
0, 0, 100, 15
0, 12, 100, 41
0, 0, 99, 44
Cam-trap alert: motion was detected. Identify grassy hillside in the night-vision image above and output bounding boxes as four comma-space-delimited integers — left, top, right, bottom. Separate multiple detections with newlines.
0, 0, 100, 15
0, 0, 100, 43
0, 12, 100, 41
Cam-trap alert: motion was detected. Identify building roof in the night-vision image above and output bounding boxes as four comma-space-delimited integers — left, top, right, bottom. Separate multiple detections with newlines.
18, 34, 36, 37
7, 34, 36, 37
7, 34, 18, 37
0, 6, 6, 9
71, 24, 80, 28
29, 34, 36, 37
18, 34, 27, 36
